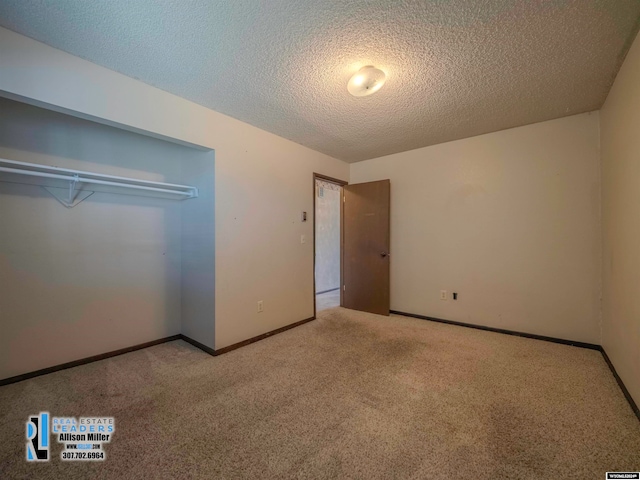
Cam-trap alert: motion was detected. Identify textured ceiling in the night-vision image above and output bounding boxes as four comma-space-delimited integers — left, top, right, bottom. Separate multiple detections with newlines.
0, 1, 639, 163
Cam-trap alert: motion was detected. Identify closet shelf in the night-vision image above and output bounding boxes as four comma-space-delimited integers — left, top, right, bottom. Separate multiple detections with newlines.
0, 158, 198, 205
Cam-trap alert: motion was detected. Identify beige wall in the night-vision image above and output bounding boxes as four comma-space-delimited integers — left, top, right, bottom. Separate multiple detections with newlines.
351, 113, 602, 344
0, 27, 349, 352
600, 32, 640, 406
0, 97, 203, 379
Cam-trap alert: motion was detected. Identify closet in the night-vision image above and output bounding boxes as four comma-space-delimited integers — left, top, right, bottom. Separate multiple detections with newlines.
0, 97, 215, 381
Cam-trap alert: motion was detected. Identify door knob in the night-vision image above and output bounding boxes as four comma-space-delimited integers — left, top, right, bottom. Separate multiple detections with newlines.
380, 252, 389, 257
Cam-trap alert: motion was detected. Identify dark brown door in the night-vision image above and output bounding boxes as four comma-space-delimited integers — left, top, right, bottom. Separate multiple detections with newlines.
342, 180, 390, 315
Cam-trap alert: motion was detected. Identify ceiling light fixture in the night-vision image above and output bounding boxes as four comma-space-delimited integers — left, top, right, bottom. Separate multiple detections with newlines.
347, 66, 386, 97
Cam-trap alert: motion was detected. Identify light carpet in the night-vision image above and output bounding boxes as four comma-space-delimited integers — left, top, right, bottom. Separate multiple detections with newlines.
1, 307, 639, 479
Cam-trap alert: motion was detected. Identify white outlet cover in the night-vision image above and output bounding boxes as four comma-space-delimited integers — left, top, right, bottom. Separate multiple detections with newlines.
440, 290, 447, 300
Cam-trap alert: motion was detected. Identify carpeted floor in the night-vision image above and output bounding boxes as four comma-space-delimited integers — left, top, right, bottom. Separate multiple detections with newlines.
1, 307, 639, 479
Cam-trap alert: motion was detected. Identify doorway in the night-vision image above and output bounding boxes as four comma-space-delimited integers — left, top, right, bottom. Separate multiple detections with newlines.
313, 174, 347, 315
313, 174, 391, 318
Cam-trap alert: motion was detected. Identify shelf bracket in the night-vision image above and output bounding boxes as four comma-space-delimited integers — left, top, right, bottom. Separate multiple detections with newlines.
43, 179, 94, 208
68, 174, 79, 204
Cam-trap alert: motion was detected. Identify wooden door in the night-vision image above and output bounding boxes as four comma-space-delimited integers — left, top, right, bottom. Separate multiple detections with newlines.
342, 180, 390, 315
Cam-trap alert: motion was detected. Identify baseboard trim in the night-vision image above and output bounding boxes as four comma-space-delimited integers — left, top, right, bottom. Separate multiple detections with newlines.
600, 348, 640, 422
0, 334, 181, 387
179, 334, 216, 356
0, 317, 319, 387
214, 316, 316, 356
316, 288, 340, 295
390, 310, 601, 350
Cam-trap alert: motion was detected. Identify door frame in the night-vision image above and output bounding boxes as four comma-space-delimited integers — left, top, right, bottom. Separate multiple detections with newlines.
313, 173, 348, 319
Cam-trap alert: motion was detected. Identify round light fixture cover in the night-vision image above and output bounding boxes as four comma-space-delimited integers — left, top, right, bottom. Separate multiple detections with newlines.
347, 66, 386, 97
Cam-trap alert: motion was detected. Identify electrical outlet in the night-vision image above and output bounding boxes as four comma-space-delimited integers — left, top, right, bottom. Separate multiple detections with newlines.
440, 290, 447, 300
257, 301, 263, 313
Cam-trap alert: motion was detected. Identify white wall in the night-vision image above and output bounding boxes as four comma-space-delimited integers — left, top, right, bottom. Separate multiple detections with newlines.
0, 27, 349, 351
181, 153, 216, 350
351, 113, 602, 344
600, 32, 640, 406
0, 97, 201, 379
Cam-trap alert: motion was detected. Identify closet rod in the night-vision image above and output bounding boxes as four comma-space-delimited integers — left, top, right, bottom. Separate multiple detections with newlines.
0, 158, 198, 198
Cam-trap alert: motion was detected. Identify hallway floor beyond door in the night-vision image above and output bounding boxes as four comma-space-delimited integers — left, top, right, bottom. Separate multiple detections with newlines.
316, 289, 340, 311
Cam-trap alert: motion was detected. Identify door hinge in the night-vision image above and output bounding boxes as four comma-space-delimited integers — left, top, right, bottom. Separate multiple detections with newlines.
343, 285, 346, 291
343, 196, 345, 203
